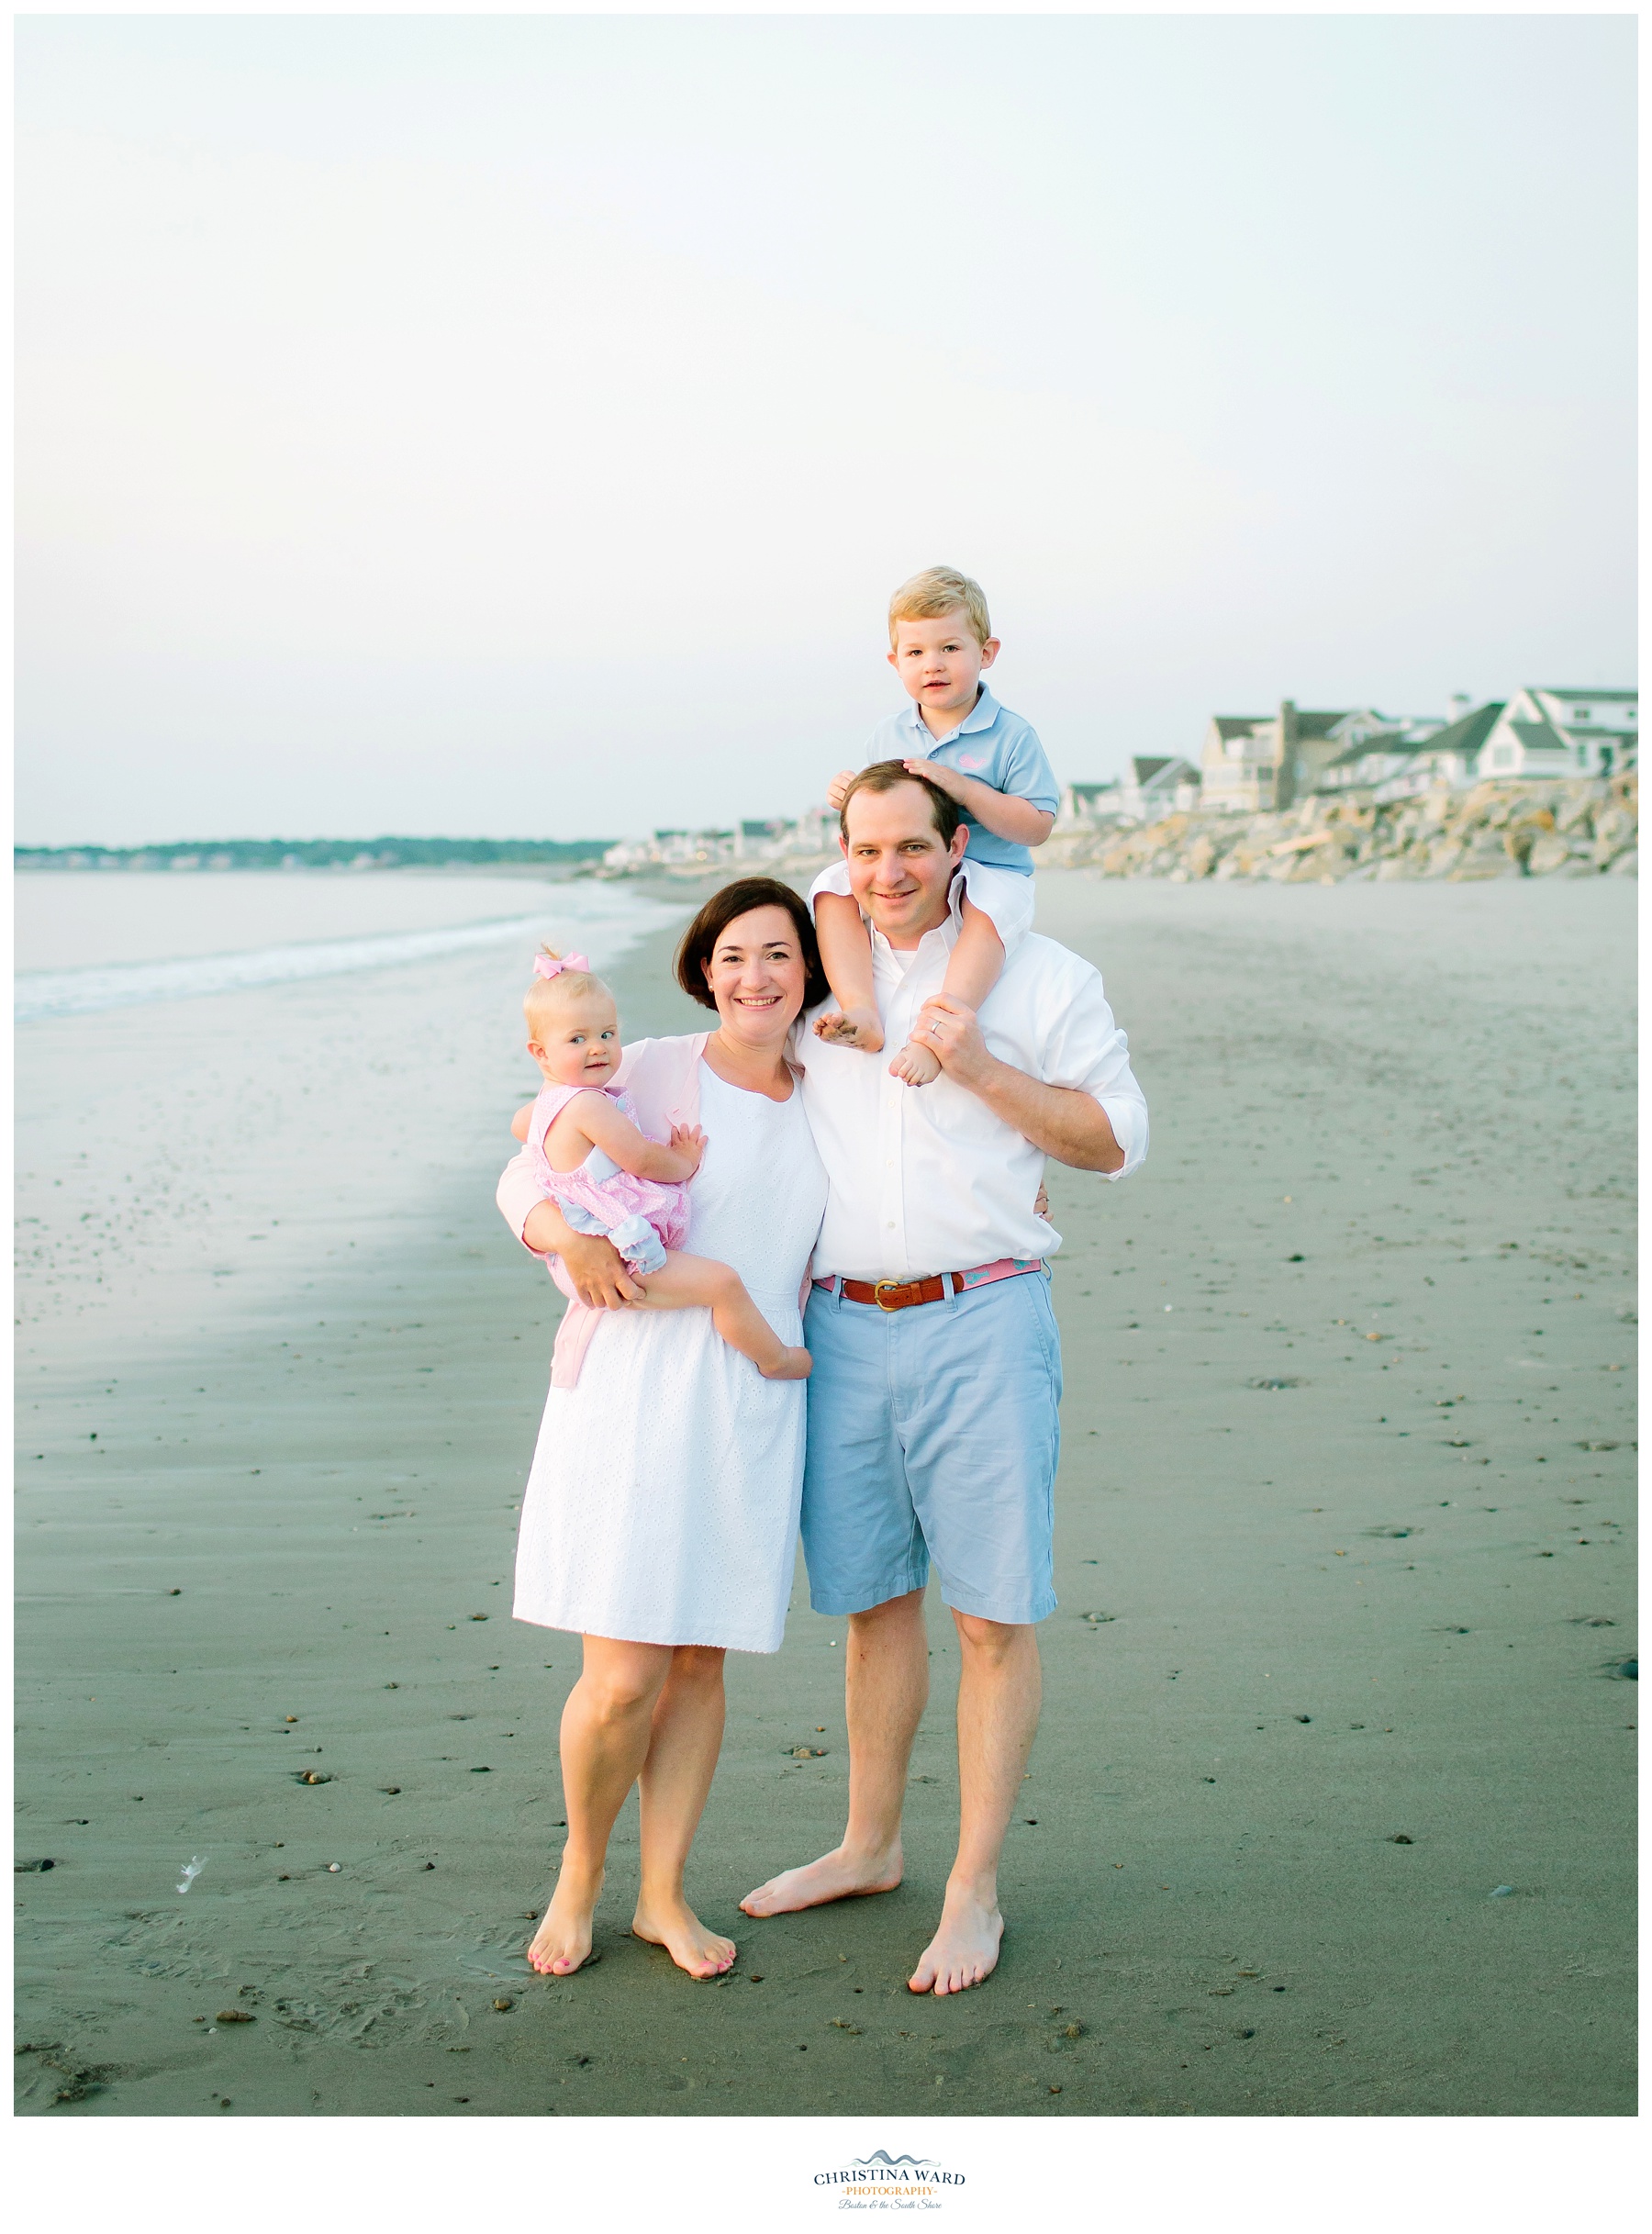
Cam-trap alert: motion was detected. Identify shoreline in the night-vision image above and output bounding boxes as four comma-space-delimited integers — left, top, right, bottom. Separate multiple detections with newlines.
15, 875, 1635, 2117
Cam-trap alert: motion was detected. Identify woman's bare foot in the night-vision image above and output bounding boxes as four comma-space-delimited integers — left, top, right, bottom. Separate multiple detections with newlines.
739, 1841, 903, 1917
813, 1006, 885, 1053
907, 1886, 1003, 1996
632, 1894, 737, 1980
888, 1040, 943, 1087
758, 1345, 811, 1381
528, 1864, 603, 1976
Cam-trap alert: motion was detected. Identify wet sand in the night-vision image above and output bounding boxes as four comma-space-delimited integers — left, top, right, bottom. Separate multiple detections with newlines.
15, 871, 1635, 2117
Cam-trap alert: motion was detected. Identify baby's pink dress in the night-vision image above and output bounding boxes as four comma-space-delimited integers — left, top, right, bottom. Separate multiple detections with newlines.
527, 1081, 690, 1276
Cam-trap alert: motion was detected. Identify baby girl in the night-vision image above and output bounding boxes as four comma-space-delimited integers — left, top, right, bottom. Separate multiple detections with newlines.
514, 949, 810, 1380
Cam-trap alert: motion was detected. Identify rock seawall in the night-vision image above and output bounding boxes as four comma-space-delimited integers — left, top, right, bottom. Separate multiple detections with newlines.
1049, 774, 1637, 884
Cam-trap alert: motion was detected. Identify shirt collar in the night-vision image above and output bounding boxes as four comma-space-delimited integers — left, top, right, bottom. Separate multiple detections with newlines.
899, 683, 997, 753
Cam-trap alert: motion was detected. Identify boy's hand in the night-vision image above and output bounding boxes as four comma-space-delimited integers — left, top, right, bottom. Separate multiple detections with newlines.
668, 1123, 708, 1176
904, 756, 967, 801
825, 769, 857, 810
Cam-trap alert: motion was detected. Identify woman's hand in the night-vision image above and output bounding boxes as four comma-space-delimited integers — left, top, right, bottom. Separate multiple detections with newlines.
521, 1207, 645, 1308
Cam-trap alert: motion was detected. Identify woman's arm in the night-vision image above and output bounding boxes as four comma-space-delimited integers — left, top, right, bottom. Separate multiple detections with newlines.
572, 1091, 706, 1183
510, 1100, 535, 1144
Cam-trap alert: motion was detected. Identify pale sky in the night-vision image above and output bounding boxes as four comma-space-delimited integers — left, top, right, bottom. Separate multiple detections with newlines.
16, 12, 1636, 846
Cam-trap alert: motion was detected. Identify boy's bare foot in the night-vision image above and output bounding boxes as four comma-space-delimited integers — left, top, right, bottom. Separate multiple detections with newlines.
632, 1894, 737, 1980
758, 1346, 811, 1381
739, 1841, 903, 1917
907, 1887, 1004, 1996
813, 1006, 885, 1053
528, 1865, 603, 1976
888, 1040, 943, 1088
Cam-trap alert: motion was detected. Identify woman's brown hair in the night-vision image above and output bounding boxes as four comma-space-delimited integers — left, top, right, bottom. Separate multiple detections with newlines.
674, 877, 830, 1014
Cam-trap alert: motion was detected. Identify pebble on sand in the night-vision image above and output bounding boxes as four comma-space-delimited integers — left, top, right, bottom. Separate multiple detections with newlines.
215, 2010, 255, 2024
493, 1998, 514, 2013
1390, 1834, 1414, 1845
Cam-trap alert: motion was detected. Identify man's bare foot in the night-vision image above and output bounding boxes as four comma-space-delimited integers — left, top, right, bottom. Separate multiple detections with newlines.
907, 1887, 1004, 1995
528, 1865, 603, 1976
888, 1040, 943, 1087
813, 1006, 885, 1053
739, 1842, 902, 1917
758, 1345, 811, 1381
632, 1894, 737, 1980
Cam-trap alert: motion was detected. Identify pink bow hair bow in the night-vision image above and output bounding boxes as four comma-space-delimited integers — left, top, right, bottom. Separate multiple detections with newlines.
533, 952, 590, 979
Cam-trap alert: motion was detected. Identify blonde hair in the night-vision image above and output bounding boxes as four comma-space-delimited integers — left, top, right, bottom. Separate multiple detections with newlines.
887, 565, 992, 650
523, 945, 610, 1034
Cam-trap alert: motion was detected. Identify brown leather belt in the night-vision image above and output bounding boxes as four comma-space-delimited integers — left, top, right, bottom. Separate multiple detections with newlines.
835, 1274, 951, 1312
815, 1257, 1049, 1312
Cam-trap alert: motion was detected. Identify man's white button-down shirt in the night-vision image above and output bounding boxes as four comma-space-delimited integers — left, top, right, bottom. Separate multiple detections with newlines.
795, 909, 1147, 1283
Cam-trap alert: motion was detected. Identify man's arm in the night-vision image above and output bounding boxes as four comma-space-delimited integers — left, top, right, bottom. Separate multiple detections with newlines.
907, 994, 1125, 1173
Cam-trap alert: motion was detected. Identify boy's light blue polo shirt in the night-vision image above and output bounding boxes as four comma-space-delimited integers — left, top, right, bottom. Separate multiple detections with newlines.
864, 685, 1059, 874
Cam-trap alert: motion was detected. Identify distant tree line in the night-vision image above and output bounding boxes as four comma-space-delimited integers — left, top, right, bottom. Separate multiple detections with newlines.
15, 835, 614, 872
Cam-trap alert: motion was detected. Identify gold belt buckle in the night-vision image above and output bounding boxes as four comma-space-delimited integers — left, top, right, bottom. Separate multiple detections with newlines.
873, 1279, 907, 1312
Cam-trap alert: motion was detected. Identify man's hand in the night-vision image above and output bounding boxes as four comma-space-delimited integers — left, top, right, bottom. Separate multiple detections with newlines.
910, 994, 995, 1089
521, 1206, 645, 1307
910, 996, 1123, 1173
825, 768, 858, 810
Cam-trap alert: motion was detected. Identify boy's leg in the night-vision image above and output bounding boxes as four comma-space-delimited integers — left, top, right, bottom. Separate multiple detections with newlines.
634, 1253, 810, 1380
890, 896, 1006, 1085
811, 890, 885, 1050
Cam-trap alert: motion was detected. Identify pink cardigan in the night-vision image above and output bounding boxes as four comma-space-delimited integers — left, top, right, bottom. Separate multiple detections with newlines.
497, 1031, 811, 1389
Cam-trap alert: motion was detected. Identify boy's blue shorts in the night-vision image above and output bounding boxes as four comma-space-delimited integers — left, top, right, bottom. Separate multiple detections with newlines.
799, 1269, 1062, 1626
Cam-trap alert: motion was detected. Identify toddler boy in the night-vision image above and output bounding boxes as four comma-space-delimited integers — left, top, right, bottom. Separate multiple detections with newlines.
812, 565, 1059, 1083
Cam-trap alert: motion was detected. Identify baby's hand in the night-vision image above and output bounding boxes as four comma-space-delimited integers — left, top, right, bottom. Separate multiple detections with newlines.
825, 768, 857, 810
668, 1123, 708, 1176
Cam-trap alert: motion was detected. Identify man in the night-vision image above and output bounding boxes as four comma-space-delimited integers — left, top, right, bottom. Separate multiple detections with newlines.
505, 764, 1147, 1995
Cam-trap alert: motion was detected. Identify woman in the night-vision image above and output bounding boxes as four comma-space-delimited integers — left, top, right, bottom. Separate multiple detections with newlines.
496, 880, 829, 1981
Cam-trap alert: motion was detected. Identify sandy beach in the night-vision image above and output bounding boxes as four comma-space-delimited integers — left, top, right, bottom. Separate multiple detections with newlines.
15, 868, 1635, 2118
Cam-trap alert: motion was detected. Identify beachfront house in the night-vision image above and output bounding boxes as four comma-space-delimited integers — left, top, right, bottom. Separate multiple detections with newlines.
1201, 700, 1438, 811
1055, 779, 1122, 831
1318, 701, 1503, 803
1119, 756, 1200, 822
1477, 687, 1638, 779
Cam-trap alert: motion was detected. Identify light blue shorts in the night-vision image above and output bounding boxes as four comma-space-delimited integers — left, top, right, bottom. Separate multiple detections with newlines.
799, 1269, 1062, 1626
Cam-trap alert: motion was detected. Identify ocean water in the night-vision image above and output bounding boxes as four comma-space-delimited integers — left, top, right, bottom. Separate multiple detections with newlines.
15, 870, 683, 1019
15, 870, 693, 1370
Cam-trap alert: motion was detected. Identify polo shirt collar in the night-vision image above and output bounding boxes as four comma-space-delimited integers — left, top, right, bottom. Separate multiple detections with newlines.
899, 683, 998, 751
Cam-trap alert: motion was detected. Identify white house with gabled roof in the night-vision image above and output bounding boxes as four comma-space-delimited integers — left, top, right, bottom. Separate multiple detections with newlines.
1478, 687, 1637, 779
